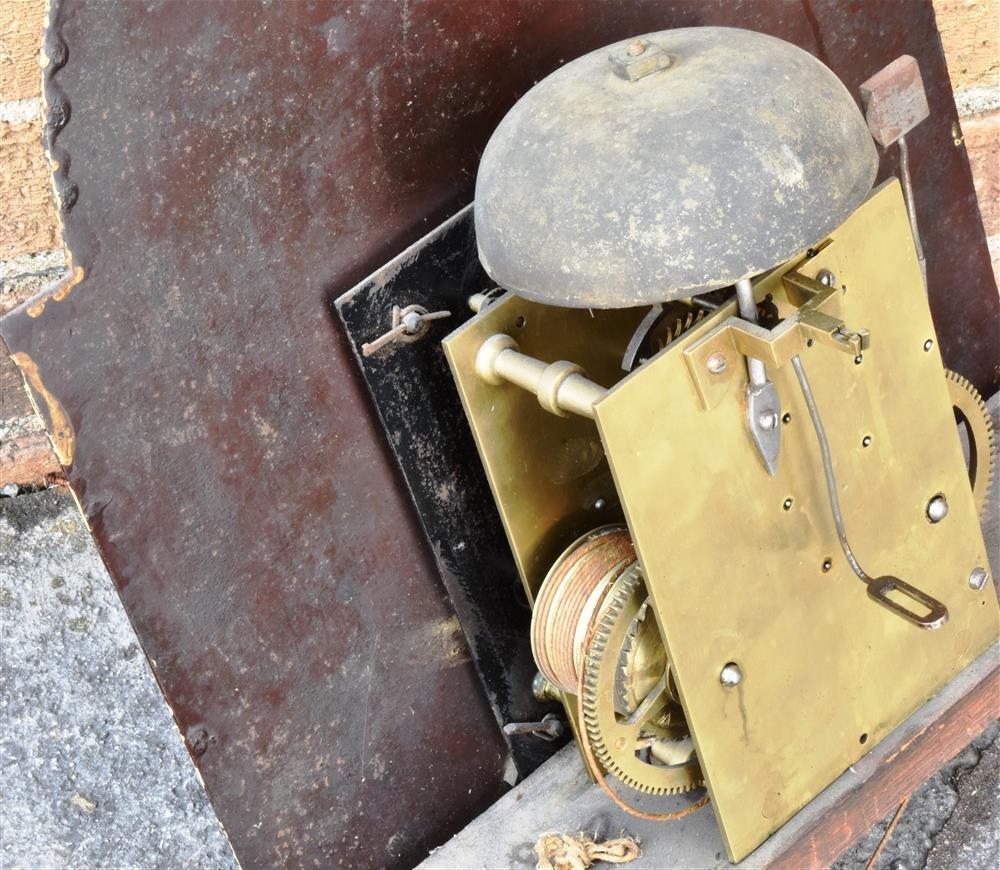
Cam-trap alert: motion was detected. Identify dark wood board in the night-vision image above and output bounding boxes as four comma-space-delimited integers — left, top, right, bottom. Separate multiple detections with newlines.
1, 1, 995, 867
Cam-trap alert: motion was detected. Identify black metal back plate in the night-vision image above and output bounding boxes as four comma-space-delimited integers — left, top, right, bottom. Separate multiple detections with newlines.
336, 208, 565, 776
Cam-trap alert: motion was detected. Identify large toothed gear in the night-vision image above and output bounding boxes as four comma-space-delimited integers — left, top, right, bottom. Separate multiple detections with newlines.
945, 369, 996, 517
581, 567, 703, 795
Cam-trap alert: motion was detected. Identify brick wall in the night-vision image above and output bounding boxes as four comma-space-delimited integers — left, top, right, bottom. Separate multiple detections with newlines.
0, 0, 997, 318
936, 0, 1000, 275
1, 0, 66, 314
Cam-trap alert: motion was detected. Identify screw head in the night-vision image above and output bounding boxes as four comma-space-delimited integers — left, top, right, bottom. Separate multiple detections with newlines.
817, 269, 836, 287
923, 339, 934, 352
720, 663, 742, 687
706, 352, 727, 374
593, 498, 606, 511
758, 410, 779, 431
926, 495, 949, 523
969, 567, 989, 591
401, 311, 423, 332
532, 672, 558, 702
626, 39, 646, 56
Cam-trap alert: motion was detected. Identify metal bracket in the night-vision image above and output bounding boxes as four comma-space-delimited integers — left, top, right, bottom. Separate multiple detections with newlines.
683, 270, 871, 410
336, 206, 567, 780
361, 303, 451, 357
608, 38, 673, 82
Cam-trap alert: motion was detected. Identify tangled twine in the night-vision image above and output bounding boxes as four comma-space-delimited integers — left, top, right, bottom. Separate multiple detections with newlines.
535, 832, 641, 870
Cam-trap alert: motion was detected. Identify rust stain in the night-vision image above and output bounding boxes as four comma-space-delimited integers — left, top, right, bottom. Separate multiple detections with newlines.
882, 721, 930, 766
11, 351, 75, 466
26, 263, 84, 318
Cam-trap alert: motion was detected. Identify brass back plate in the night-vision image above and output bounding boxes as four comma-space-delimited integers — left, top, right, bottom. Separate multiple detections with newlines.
593, 180, 997, 859
443, 302, 644, 602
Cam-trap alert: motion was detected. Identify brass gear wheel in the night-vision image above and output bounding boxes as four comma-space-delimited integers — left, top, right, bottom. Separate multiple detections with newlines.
616, 597, 681, 733
622, 302, 705, 371
945, 369, 996, 517
617, 596, 668, 713
650, 306, 705, 354
581, 566, 703, 795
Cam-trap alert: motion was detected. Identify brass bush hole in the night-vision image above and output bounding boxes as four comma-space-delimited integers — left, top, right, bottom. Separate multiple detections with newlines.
822, 558, 832, 573
859, 733, 869, 745
515, 315, 526, 328
782, 498, 793, 511
782, 413, 791, 424
806, 338, 815, 348
862, 435, 872, 448
923, 339, 933, 352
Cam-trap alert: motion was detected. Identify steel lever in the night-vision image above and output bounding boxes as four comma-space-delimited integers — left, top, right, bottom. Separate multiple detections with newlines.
735, 278, 781, 477
865, 576, 949, 630
502, 713, 565, 741
792, 355, 948, 630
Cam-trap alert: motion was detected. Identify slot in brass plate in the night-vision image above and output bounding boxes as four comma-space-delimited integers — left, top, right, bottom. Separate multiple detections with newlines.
593, 180, 997, 859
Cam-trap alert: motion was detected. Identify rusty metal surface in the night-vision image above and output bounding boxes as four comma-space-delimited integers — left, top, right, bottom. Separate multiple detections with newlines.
1, 1, 996, 867
860, 55, 931, 148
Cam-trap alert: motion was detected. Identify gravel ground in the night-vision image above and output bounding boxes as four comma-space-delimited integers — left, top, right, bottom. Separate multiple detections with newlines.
0, 487, 237, 869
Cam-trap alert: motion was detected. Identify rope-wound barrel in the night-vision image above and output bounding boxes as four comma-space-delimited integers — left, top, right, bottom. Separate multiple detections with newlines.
530, 527, 636, 693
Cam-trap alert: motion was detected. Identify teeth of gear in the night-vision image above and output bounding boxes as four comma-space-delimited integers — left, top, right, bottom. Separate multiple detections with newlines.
651, 308, 705, 354
581, 566, 703, 795
616, 602, 680, 732
945, 369, 996, 517
625, 303, 706, 371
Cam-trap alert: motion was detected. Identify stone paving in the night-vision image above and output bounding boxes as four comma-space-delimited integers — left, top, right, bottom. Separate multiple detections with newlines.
1, 487, 236, 869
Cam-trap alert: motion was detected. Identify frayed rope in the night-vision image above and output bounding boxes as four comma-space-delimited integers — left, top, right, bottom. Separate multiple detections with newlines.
535, 832, 641, 870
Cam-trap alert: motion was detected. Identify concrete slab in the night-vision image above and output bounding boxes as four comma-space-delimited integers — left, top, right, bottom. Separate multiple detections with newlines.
0, 487, 237, 869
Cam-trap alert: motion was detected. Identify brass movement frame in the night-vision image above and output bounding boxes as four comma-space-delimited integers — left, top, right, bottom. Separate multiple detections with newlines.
443, 180, 998, 861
